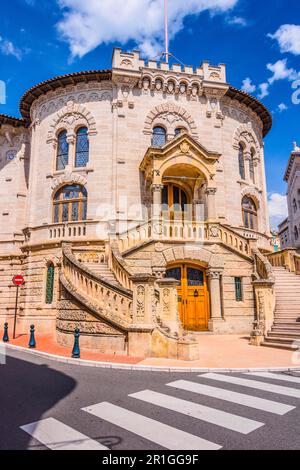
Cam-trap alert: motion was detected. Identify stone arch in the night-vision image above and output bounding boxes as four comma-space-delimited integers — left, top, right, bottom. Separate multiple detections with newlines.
144, 103, 198, 138
241, 186, 261, 208
51, 171, 87, 194
47, 100, 97, 143
152, 244, 225, 273
232, 123, 261, 155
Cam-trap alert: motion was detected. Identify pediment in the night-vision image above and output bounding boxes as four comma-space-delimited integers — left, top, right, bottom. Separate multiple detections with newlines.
140, 133, 220, 182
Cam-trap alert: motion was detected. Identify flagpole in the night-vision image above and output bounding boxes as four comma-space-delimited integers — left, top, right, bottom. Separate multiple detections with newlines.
164, 0, 169, 63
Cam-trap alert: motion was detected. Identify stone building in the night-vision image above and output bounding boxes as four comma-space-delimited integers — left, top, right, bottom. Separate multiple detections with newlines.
0, 48, 277, 359
278, 143, 300, 250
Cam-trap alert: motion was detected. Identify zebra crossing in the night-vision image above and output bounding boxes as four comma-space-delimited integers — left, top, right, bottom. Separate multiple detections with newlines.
20, 371, 300, 450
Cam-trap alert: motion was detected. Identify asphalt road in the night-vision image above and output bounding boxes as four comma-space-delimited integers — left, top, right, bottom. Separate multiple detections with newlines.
0, 348, 300, 450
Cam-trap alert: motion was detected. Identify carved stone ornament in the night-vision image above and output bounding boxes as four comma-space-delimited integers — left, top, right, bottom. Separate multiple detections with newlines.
180, 142, 190, 154
136, 285, 145, 318
209, 226, 220, 238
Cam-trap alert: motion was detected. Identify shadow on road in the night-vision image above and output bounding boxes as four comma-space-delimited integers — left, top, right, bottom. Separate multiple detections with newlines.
0, 353, 76, 450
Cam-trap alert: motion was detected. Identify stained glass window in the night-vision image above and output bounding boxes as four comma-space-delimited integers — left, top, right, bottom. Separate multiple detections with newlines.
242, 196, 257, 230
53, 185, 88, 223
235, 277, 243, 302
75, 127, 89, 167
166, 267, 182, 281
45, 264, 55, 304
187, 268, 204, 286
152, 126, 166, 147
56, 130, 69, 170
239, 144, 245, 180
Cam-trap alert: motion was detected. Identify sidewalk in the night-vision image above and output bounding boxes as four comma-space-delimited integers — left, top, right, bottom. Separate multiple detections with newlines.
1, 333, 299, 370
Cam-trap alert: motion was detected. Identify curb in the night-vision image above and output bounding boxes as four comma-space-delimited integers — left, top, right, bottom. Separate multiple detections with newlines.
2, 342, 300, 373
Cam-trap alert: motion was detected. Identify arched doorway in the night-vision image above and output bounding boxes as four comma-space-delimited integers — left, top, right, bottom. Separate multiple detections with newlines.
166, 263, 209, 331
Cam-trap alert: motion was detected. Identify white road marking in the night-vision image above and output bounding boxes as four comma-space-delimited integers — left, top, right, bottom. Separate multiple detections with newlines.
129, 390, 263, 435
167, 380, 294, 415
82, 402, 221, 450
246, 372, 300, 384
200, 373, 300, 399
20, 417, 108, 450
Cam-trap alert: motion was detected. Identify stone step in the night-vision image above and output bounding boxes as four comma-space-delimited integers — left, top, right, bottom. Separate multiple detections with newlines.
273, 323, 300, 328
264, 336, 299, 345
268, 331, 300, 338
261, 341, 299, 351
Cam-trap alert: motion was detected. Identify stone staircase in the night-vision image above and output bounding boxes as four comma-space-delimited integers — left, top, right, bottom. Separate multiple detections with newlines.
84, 261, 122, 289
262, 267, 300, 350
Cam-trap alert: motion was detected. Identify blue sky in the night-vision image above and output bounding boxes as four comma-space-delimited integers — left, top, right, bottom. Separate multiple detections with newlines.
0, 0, 299, 228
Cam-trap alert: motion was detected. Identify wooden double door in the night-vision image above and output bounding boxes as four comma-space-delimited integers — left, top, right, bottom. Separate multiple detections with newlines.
166, 263, 209, 331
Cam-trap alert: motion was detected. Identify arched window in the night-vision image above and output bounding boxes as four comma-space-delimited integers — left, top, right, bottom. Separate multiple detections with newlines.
294, 226, 299, 241
242, 196, 258, 230
75, 127, 89, 167
175, 127, 187, 137
152, 126, 167, 147
238, 144, 245, 180
53, 185, 87, 223
293, 199, 297, 213
45, 263, 55, 304
249, 149, 255, 183
56, 130, 69, 170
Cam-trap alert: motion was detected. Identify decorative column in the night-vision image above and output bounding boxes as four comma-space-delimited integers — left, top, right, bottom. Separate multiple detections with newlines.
205, 188, 217, 221
127, 274, 156, 357
156, 278, 182, 336
151, 184, 164, 219
207, 268, 225, 333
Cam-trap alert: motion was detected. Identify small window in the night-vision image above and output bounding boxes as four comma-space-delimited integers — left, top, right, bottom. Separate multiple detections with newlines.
294, 226, 299, 240
234, 277, 243, 302
175, 127, 187, 137
56, 130, 69, 170
45, 264, 55, 304
152, 126, 166, 147
53, 184, 87, 223
293, 199, 297, 213
75, 127, 89, 167
249, 149, 255, 183
238, 144, 245, 180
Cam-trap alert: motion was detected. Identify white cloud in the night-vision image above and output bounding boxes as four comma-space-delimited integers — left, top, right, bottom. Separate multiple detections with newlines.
269, 24, 300, 56
267, 59, 298, 84
258, 59, 300, 100
241, 77, 256, 93
0, 37, 22, 60
56, 0, 239, 59
258, 82, 269, 99
268, 193, 288, 229
277, 102, 288, 112
226, 16, 247, 27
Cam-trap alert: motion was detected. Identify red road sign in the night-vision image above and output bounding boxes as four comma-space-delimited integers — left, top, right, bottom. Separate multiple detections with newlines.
12, 275, 25, 286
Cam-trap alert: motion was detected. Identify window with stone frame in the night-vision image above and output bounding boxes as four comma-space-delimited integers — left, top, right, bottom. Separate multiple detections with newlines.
53, 184, 87, 223
45, 263, 55, 304
238, 143, 245, 180
56, 130, 69, 170
152, 126, 167, 147
249, 148, 255, 184
75, 127, 89, 167
242, 196, 258, 230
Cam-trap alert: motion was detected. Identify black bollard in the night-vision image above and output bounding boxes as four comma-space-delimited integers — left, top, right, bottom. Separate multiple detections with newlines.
72, 328, 80, 358
29, 324, 36, 348
3, 323, 9, 342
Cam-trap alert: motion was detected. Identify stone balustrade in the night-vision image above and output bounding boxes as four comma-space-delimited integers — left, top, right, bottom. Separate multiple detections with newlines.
107, 242, 134, 291
24, 220, 107, 244
117, 219, 251, 258
61, 243, 133, 330
268, 248, 300, 275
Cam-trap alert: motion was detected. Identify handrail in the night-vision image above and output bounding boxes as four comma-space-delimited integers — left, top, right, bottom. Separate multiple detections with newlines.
268, 248, 300, 275
61, 243, 133, 330
253, 248, 275, 281
107, 240, 134, 291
